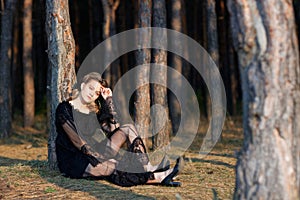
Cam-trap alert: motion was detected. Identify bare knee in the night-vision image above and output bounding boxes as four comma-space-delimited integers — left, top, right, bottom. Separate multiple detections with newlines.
121, 124, 136, 132
120, 124, 139, 143
85, 160, 116, 177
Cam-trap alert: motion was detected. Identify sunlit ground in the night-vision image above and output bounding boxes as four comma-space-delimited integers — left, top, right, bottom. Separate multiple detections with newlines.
0, 115, 242, 199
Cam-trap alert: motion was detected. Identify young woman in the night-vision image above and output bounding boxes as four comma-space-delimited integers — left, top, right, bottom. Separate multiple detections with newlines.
55, 72, 182, 187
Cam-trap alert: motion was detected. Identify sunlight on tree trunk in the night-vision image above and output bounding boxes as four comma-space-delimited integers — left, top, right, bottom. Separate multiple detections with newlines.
169, 0, 183, 135
228, 0, 300, 199
23, 0, 35, 128
46, 0, 76, 169
205, 0, 219, 120
151, 0, 171, 149
135, 0, 152, 149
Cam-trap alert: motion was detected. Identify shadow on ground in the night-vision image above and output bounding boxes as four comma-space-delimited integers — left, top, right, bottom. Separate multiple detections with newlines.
188, 157, 235, 169
0, 156, 155, 200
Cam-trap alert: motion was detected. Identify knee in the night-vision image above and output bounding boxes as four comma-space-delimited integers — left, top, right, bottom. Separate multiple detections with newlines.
121, 123, 135, 130
87, 161, 116, 177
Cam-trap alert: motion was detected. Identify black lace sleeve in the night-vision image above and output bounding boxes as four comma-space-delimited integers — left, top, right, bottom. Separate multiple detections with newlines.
55, 102, 102, 166
97, 97, 117, 121
55, 102, 85, 149
97, 96, 120, 134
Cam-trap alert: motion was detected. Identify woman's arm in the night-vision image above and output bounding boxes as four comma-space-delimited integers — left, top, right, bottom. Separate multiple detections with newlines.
61, 121, 85, 149
56, 103, 101, 167
97, 96, 120, 134
61, 121, 101, 167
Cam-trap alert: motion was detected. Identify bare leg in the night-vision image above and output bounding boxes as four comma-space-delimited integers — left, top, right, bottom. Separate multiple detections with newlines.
105, 124, 168, 172
117, 124, 169, 172
119, 124, 139, 145
83, 159, 117, 177
105, 129, 127, 157
102, 124, 141, 158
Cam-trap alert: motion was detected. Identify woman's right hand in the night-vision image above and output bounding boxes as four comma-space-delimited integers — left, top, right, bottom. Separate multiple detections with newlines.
81, 144, 101, 167
101, 87, 112, 100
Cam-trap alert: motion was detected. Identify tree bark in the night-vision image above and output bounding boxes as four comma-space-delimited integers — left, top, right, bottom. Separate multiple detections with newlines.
46, 0, 76, 169
151, 0, 170, 149
216, 0, 232, 115
228, 0, 300, 199
0, 0, 17, 138
69, 0, 80, 70
294, 0, 300, 51
169, 0, 183, 135
135, 0, 152, 147
12, 1, 21, 116
23, 0, 35, 127
101, 0, 120, 87
205, 0, 219, 120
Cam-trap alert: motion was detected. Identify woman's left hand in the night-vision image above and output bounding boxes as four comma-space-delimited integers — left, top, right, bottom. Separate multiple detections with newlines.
101, 87, 112, 100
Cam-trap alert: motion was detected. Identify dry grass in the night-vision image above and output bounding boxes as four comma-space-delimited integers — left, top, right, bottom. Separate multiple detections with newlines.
0, 115, 243, 200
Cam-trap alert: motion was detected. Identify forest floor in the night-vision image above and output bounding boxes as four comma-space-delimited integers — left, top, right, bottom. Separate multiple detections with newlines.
0, 115, 243, 200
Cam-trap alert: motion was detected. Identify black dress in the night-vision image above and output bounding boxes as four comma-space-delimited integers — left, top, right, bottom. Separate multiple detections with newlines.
55, 99, 152, 186
55, 101, 91, 178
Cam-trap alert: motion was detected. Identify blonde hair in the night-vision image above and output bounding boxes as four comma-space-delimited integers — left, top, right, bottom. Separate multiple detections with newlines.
70, 72, 108, 113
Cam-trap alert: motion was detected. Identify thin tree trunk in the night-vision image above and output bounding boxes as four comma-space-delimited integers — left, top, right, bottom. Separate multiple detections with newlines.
205, 0, 219, 120
118, 0, 129, 74
12, 1, 20, 117
100, 0, 120, 87
23, 0, 35, 127
180, 0, 190, 81
101, 0, 112, 85
46, 0, 76, 169
88, 0, 94, 49
0, 0, 17, 138
135, 0, 152, 147
101, 0, 127, 119
169, 0, 183, 135
228, 37, 239, 115
69, 0, 80, 70
151, 0, 170, 149
92, 0, 102, 45
216, 0, 233, 115
228, 0, 300, 199
33, 0, 47, 108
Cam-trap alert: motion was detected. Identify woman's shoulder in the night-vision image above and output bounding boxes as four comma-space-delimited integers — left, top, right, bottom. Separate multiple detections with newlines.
56, 101, 72, 112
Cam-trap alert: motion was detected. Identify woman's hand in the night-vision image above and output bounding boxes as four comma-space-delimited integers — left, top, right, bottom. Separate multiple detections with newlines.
101, 87, 112, 100
81, 144, 101, 167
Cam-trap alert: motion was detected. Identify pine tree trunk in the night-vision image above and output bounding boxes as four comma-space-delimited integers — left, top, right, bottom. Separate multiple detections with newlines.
151, 0, 170, 149
294, 0, 300, 51
0, 0, 17, 138
169, 0, 183, 135
12, 1, 20, 117
101, 0, 120, 88
46, 0, 76, 169
228, 41, 239, 115
205, 0, 219, 120
228, 0, 300, 199
33, 0, 47, 108
88, 0, 94, 49
135, 0, 152, 147
23, 0, 35, 127
101, 0, 112, 85
216, 0, 233, 115
69, 0, 80, 69
92, 0, 102, 45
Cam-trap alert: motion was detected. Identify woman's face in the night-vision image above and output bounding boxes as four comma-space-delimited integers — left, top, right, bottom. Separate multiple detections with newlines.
79, 79, 103, 104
